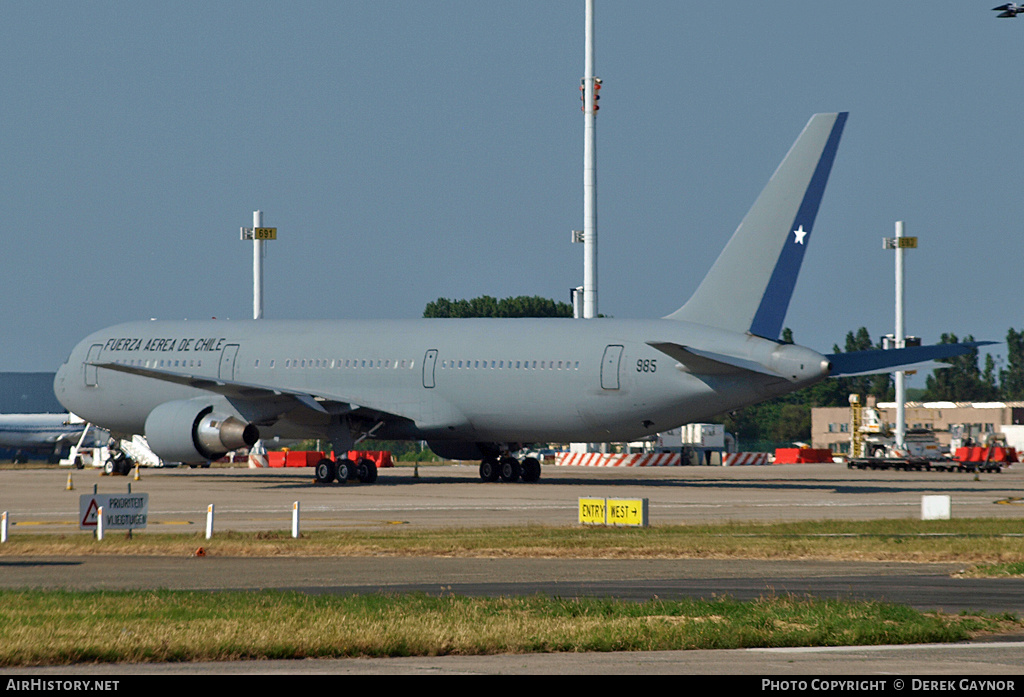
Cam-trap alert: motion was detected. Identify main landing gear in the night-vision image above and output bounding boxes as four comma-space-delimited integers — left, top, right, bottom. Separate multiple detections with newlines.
478, 455, 541, 483
314, 457, 378, 485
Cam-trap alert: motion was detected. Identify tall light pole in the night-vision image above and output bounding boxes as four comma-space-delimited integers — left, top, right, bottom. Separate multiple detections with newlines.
581, 0, 599, 319
883, 221, 917, 450
239, 211, 277, 469
240, 211, 277, 320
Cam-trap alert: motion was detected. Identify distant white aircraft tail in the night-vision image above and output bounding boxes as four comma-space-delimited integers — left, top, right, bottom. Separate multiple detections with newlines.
666, 112, 848, 341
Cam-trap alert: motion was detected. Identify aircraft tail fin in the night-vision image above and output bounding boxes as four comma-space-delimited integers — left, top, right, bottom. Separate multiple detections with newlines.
665, 112, 848, 340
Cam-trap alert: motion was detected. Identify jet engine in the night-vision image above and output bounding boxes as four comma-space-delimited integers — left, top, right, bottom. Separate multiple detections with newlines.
144, 400, 259, 464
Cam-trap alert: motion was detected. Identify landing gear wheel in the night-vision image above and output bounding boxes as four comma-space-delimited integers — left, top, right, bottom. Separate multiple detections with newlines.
356, 458, 378, 484
479, 457, 500, 482
335, 458, 353, 483
520, 457, 541, 482
314, 458, 337, 484
499, 457, 521, 482
105, 453, 130, 476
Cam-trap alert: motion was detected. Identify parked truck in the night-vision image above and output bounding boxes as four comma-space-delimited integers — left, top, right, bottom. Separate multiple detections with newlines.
845, 394, 1010, 473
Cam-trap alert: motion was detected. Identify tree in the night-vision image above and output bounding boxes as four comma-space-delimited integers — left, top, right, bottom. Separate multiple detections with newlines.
837, 328, 893, 401
424, 295, 573, 318
1000, 328, 1024, 399
922, 334, 1000, 401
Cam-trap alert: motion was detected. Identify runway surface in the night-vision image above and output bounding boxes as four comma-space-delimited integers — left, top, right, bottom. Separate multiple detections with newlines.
1, 461, 1022, 675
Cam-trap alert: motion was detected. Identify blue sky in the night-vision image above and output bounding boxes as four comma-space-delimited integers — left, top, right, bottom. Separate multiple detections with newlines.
2, 2, 1020, 386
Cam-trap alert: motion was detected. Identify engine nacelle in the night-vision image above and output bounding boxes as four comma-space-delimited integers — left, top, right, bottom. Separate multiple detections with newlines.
145, 400, 259, 464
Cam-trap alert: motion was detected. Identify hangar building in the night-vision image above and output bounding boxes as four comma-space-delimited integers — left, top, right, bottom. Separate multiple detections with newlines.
812, 400, 1024, 455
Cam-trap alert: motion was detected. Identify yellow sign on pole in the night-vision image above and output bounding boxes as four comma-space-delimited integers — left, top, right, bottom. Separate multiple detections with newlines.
883, 236, 917, 249
240, 227, 278, 240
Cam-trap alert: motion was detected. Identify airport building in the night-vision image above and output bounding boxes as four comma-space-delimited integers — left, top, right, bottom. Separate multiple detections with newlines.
812, 400, 1024, 454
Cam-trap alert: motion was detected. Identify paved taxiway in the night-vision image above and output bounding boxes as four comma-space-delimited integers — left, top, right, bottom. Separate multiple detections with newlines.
5, 461, 1024, 530
1, 462, 1022, 674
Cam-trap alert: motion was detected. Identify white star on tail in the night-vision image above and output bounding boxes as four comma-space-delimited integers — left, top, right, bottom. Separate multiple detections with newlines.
793, 225, 807, 244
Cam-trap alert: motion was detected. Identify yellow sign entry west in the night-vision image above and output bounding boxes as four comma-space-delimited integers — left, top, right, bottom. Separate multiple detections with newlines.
578, 497, 648, 527
578, 497, 606, 525
607, 498, 649, 527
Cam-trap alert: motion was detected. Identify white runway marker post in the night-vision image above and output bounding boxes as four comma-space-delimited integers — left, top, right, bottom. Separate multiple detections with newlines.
921, 495, 951, 520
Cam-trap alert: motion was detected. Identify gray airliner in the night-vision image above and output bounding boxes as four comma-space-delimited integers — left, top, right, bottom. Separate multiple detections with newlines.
0, 413, 101, 462
53, 113, 982, 483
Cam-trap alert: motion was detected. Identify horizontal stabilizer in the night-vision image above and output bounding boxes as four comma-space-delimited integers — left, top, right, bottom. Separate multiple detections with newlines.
647, 342, 782, 376
826, 342, 996, 377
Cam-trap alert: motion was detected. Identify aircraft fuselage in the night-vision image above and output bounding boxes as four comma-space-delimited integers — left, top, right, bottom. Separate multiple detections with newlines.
54, 317, 830, 452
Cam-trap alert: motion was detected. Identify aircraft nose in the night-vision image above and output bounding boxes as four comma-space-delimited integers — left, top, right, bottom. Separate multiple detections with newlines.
54, 362, 66, 394
53, 352, 73, 402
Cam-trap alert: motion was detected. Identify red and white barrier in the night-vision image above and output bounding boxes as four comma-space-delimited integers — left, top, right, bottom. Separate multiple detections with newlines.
723, 452, 770, 466
555, 452, 682, 467
554, 451, 772, 467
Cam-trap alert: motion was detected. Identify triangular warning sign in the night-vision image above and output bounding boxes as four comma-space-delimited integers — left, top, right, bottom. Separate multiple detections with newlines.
82, 498, 100, 527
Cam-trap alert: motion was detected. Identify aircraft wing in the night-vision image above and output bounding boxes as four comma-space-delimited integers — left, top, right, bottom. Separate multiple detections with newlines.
90, 361, 403, 422
825, 341, 996, 377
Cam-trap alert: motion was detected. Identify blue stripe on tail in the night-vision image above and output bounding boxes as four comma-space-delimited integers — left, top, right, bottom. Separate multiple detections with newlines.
748, 112, 847, 340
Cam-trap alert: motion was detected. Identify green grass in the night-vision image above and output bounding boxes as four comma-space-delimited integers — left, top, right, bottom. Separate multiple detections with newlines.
0, 589, 1017, 666
969, 561, 1024, 577
2, 519, 1022, 565
1, 519, 1021, 665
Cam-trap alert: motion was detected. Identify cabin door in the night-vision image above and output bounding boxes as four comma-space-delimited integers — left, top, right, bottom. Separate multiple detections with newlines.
422, 349, 438, 388
218, 344, 240, 381
601, 345, 623, 390
84, 344, 103, 387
